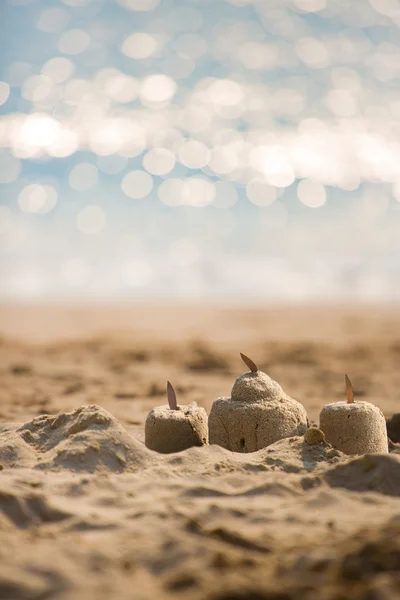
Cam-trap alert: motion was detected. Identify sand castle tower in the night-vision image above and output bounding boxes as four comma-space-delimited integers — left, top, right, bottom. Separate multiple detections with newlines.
319, 375, 388, 455
208, 354, 308, 453
145, 382, 208, 454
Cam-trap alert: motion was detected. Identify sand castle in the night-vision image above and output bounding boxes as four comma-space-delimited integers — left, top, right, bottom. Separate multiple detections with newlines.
145, 381, 208, 453
208, 353, 309, 452
319, 375, 388, 455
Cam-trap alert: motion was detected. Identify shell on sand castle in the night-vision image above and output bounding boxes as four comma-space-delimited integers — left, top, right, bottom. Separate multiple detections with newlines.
320, 401, 388, 455
209, 370, 308, 453
145, 404, 208, 454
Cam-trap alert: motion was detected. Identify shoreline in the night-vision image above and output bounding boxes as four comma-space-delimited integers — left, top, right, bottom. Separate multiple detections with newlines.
1, 302, 400, 343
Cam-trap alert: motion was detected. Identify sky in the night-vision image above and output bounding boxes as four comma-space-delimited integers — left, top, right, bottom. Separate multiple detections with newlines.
0, 0, 400, 303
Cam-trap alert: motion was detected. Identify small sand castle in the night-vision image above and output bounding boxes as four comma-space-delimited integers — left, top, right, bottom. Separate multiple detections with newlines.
145, 381, 208, 454
208, 353, 309, 452
319, 375, 388, 455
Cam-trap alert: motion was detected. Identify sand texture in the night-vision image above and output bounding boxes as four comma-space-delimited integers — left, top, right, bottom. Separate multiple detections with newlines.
1, 304, 400, 600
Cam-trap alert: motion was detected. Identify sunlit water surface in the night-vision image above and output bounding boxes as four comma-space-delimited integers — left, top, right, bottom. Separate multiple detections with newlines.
1, 0, 400, 302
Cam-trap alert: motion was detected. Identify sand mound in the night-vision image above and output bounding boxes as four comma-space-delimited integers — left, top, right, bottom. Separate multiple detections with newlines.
6, 405, 154, 473
0, 424, 37, 469
324, 453, 400, 496
256, 436, 344, 474
160, 435, 344, 481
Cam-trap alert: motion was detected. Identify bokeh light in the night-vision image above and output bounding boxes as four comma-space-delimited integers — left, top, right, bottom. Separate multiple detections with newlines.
121, 33, 160, 59
0, 82, 10, 106
143, 148, 175, 176
179, 140, 210, 169
122, 170, 153, 199
116, 0, 160, 12
18, 184, 58, 214
246, 179, 277, 207
58, 29, 91, 55
41, 57, 75, 84
1, 0, 399, 302
139, 74, 177, 105
36, 7, 71, 33
76, 205, 106, 234
297, 180, 327, 208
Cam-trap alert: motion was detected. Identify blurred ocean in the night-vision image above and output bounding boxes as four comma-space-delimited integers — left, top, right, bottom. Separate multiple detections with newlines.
0, 0, 400, 303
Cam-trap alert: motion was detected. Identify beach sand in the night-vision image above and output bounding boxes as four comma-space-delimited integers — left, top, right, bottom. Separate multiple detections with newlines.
0, 303, 400, 600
